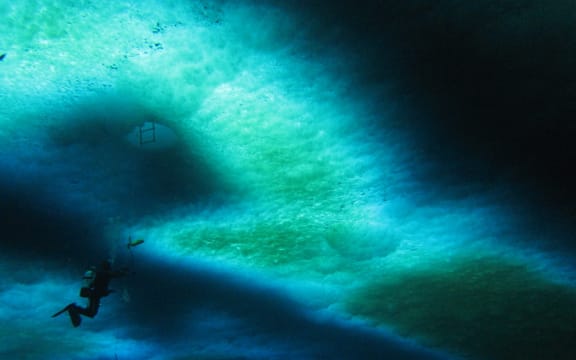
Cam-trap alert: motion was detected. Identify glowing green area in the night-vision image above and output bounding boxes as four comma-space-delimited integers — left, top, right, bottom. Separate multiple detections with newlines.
2, 0, 391, 280
173, 212, 396, 275
347, 254, 576, 359
98, 1, 392, 282
175, 219, 334, 268
162, 77, 391, 277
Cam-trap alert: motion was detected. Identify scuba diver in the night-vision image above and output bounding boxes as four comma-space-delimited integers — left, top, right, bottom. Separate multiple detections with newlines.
52, 260, 129, 327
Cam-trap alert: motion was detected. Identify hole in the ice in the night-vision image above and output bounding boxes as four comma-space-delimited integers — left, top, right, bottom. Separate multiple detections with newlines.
37, 95, 232, 219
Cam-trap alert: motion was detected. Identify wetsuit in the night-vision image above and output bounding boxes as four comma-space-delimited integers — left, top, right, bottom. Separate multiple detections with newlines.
52, 262, 126, 327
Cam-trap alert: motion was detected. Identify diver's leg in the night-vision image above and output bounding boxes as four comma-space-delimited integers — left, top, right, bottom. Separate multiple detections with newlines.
68, 305, 82, 327
52, 303, 84, 327
76, 296, 101, 318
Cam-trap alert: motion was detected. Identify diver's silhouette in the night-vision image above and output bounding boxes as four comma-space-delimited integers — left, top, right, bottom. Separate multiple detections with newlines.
52, 260, 128, 327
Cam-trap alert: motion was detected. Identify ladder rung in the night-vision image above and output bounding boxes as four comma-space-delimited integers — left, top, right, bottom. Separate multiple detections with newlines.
139, 122, 157, 145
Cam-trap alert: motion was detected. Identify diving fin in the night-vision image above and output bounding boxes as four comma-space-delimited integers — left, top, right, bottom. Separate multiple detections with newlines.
52, 303, 82, 327
52, 303, 74, 318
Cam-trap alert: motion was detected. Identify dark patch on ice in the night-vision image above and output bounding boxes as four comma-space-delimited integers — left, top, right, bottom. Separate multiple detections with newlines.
109, 256, 450, 359
282, 0, 576, 246
0, 176, 101, 264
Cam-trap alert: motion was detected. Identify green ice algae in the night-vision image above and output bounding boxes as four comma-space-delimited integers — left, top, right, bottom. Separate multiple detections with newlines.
347, 254, 576, 360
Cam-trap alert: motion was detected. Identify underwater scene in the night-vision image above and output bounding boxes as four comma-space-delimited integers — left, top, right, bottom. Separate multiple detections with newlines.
1, 1, 576, 359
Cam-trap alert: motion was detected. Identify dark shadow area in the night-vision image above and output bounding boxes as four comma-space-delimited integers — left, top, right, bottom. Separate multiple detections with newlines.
0, 93, 233, 233
0, 177, 105, 265
45, 95, 231, 219
277, 0, 576, 246
111, 255, 449, 359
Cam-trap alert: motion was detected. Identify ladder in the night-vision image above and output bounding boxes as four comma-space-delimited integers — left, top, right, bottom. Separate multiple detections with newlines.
138, 122, 156, 145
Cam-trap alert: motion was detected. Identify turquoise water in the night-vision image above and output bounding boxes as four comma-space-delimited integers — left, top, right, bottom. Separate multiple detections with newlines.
1, 1, 575, 359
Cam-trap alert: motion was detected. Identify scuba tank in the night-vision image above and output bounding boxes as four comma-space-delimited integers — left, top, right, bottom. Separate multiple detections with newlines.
80, 267, 96, 298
